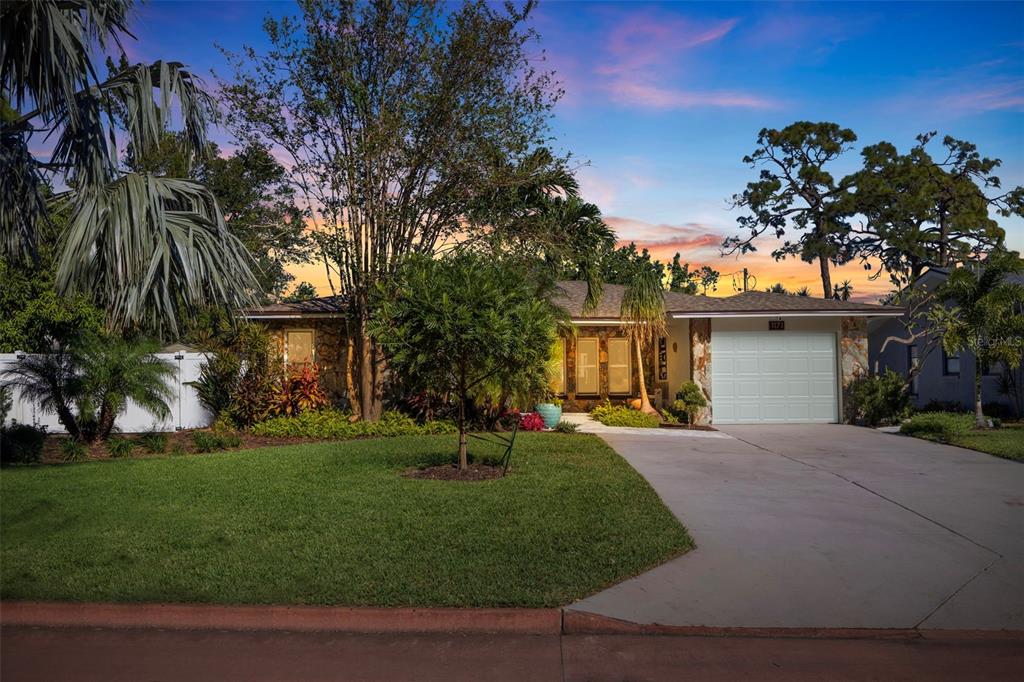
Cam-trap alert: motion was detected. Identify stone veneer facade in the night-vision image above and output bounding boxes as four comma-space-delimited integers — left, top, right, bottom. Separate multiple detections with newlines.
688, 318, 712, 425
262, 319, 348, 402
560, 326, 645, 412
839, 316, 869, 421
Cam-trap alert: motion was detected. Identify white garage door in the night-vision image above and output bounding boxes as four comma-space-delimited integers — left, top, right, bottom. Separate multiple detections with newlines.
711, 332, 838, 424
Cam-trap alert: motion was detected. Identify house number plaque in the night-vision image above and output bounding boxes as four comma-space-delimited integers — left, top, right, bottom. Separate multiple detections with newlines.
658, 337, 668, 381
769, 320, 785, 331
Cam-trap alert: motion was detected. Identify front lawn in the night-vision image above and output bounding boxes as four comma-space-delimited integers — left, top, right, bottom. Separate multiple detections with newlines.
901, 412, 1024, 462
949, 423, 1024, 462
0, 434, 691, 607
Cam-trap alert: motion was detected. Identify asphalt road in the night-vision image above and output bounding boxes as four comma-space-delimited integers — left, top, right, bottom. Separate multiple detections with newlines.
2, 626, 1023, 681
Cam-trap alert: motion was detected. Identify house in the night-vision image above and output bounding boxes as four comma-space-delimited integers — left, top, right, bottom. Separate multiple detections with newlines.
869, 269, 1024, 416
241, 281, 903, 425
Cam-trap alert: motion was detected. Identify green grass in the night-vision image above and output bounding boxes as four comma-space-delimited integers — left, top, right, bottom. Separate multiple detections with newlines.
901, 412, 1024, 462
0, 434, 691, 607
949, 423, 1024, 462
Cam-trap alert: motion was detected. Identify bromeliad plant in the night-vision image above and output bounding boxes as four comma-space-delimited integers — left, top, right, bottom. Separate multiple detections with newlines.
270, 364, 329, 417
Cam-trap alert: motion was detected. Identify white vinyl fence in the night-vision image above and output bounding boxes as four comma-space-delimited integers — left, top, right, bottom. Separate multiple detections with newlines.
1, 351, 213, 434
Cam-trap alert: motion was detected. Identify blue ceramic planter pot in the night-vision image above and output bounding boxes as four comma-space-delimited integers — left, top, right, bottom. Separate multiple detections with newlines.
534, 403, 562, 429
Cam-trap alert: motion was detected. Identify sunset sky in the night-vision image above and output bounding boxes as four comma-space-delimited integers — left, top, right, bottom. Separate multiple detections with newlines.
123, 1, 1023, 301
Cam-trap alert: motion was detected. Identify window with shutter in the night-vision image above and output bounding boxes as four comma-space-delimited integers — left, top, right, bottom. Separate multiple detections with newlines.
576, 337, 599, 394
608, 337, 631, 394
550, 338, 565, 394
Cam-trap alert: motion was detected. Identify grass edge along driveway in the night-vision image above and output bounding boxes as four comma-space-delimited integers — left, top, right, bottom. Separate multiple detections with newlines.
1, 433, 691, 608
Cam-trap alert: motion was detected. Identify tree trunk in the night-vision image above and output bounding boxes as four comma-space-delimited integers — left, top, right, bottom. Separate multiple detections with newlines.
357, 314, 383, 422
635, 337, 657, 415
974, 356, 986, 429
97, 400, 117, 441
457, 370, 468, 470
819, 256, 833, 299
345, 333, 360, 419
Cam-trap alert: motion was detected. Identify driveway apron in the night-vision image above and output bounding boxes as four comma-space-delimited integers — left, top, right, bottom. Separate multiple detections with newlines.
568, 422, 1023, 630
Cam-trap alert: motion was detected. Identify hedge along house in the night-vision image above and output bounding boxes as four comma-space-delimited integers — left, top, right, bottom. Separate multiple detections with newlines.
240, 281, 903, 425
549, 281, 903, 424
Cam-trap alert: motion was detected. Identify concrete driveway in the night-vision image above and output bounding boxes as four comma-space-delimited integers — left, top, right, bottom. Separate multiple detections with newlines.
569, 424, 1024, 630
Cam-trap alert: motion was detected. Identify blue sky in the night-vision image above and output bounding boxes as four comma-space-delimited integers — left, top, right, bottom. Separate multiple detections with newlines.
125, 1, 1024, 298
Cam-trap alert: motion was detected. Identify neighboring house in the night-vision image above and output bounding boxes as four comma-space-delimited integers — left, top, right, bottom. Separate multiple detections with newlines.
869, 270, 1024, 416
241, 281, 902, 425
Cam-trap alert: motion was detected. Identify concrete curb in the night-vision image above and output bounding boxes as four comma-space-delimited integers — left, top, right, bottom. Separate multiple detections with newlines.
0, 602, 562, 635
561, 609, 1024, 640
4, 602, 1022, 640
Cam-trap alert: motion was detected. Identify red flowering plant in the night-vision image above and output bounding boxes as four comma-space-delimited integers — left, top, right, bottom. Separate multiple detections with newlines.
270, 364, 330, 417
518, 411, 546, 431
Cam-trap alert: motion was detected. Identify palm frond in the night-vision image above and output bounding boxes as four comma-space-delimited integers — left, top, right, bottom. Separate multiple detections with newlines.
0, 0, 132, 126
621, 263, 666, 344
0, 127, 48, 259
56, 174, 261, 337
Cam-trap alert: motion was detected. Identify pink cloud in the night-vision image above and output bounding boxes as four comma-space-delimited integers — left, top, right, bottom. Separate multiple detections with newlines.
597, 16, 738, 76
939, 80, 1024, 113
607, 81, 780, 110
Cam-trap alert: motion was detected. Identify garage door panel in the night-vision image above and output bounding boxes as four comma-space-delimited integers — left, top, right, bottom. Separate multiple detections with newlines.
712, 331, 838, 424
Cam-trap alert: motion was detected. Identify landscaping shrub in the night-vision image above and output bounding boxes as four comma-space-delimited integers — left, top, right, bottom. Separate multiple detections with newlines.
518, 412, 546, 431
659, 409, 680, 425
982, 402, 1012, 421
900, 412, 974, 442
139, 431, 168, 454
1, 423, 46, 465
106, 436, 136, 458
590, 402, 660, 428
192, 431, 242, 453
554, 420, 578, 433
847, 370, 913, 426
672, 382, 707, 424
270, 364, 330, 417
921, 399, 964, 414
190, 324, 282, 428
60, 438, 87, 462
251, 410, 457, 440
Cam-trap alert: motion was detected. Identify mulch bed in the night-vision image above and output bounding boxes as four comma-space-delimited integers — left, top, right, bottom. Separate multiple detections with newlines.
404, 463, 505, 482
38, 431, 316, 464
658, 423, 717, 432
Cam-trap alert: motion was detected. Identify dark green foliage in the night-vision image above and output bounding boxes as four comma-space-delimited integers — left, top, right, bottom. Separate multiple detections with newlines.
930, 250, 1024, 428
847, 370, 912, 427
554, 420, 579, 433
0, 256, 104, 353
591, 402, 660, 428
191, 431, 241, 453
2, 0, 259, 336
60, 438, 87, 462
370, 253, 559, 468
139, 431, 168, 454
281, 282, 317, 303
726, 121, 858, 298
252, 410, 457, 440
105, 436, 135, 458
220, 0, 565, 419
189, 323, 280, 428
1, 423, 46, 465
672, 382, 708, 424
125, 135, 310, 302
0, 385, 11, 424
0, 434, 691, 606
900, 412, 974, 442
0, 334, 174, 442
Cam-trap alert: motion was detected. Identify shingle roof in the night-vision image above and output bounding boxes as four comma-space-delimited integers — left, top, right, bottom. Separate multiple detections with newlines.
552, 281, 901, 318
239, 295, 347, 317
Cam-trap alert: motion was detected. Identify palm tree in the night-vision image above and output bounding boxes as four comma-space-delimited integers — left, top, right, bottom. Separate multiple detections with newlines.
621, 261, 666, 415
930, 250, 1024, 428
1, 334, 175, 442
1, 0, 258, 337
